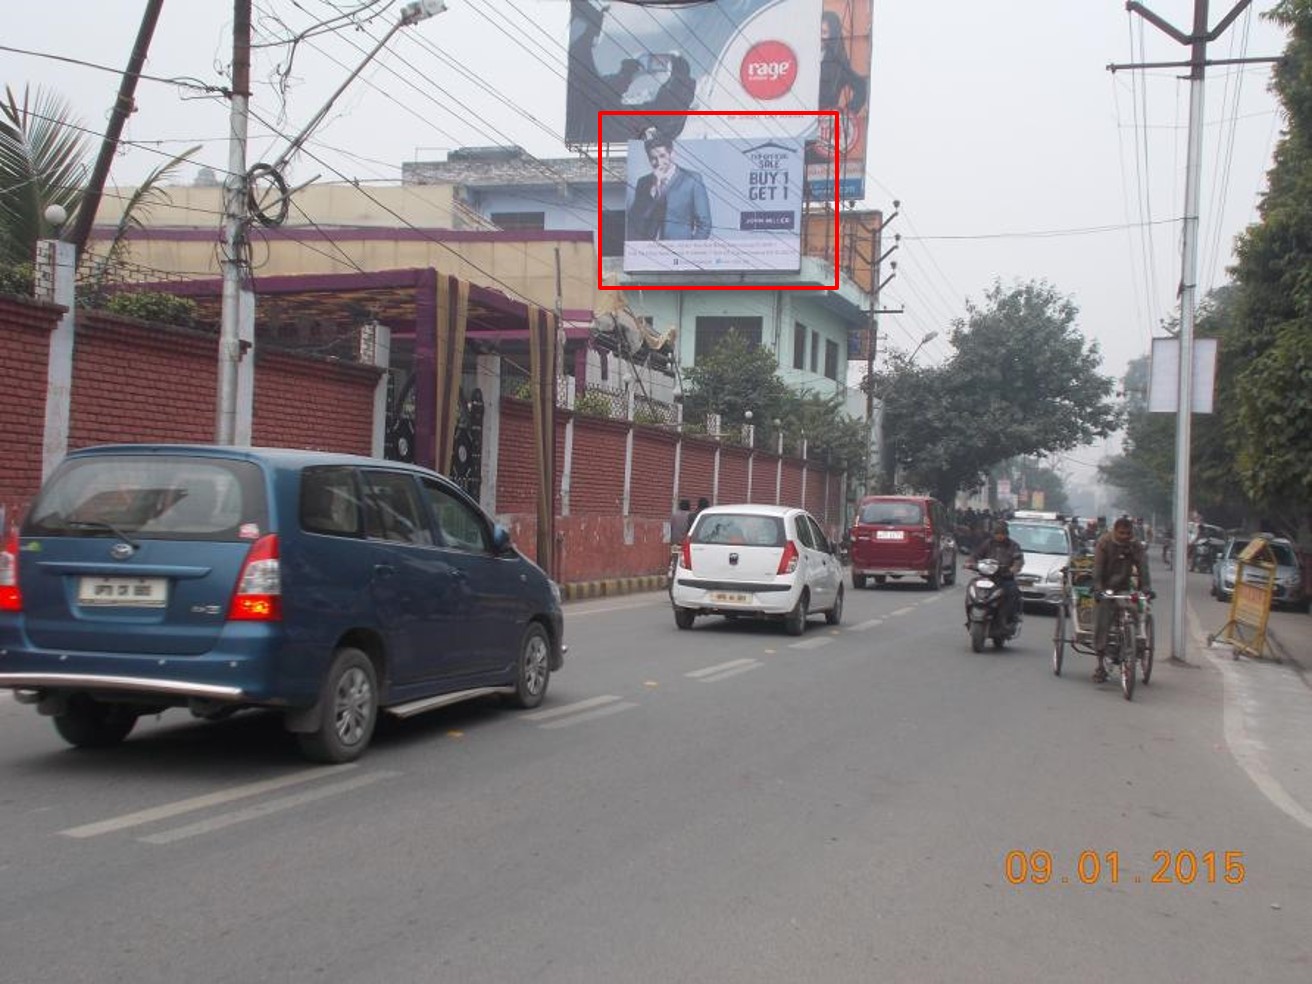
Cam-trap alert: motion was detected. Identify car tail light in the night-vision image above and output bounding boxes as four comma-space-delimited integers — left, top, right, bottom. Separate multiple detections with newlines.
228, 534, 281, 621
679, 537, 692, 571
0, 526, 21, 612
777, 540, 799, 575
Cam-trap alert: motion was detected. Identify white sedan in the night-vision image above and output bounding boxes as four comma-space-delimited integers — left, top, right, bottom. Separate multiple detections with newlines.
669, 504, 844, 635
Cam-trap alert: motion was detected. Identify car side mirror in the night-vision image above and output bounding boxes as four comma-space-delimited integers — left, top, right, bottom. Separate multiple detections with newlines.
491, 523, 512, 554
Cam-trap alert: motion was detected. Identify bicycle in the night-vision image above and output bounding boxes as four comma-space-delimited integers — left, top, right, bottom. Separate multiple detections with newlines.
1098, 589, 1156, 700
1052, 562, 1154, 700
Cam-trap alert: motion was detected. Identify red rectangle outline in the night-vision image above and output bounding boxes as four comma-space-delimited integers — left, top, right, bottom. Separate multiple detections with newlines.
596, 110, 841, 292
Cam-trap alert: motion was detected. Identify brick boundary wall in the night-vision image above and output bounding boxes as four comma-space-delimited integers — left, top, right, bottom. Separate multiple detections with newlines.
0, 300, 381, 527
495, 396, 849, 582
0, 296, 64, 528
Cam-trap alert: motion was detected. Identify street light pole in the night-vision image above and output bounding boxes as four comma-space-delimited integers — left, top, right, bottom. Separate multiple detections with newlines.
877, 330, 937, 492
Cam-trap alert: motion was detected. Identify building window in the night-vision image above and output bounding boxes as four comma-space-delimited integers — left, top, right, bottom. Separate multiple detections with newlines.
490, 211, 545, 231
793, 322, 806, 370
810, 330, 820, 373
695, 316, 763, 360
824, 339, 839, 380
600, 210, 625, 257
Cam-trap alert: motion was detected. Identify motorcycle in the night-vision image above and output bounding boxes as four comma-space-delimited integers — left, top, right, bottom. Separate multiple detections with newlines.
1190, 537, 1220, 574
964, 557, 1022, 652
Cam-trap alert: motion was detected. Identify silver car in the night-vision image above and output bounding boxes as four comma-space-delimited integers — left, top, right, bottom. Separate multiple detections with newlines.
669, 504, 844, 635
1211, 535, 1309, 612
1007, 520, 1074, 611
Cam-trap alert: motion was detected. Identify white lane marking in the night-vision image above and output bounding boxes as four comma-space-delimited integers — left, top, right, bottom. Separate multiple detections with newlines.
521, 695, 625, 722
700, 663, 763, 683
921, 596, 943, 604
1191, 604, 1312, 832
889, 606, 917, 617
539, 702, 639, 729
568, 600, 665, 617
140, 771, 398, 845
847, 618, 884, 632
790, 636, 834, 650
61, 764, 358, 838
686, 658, 758, 679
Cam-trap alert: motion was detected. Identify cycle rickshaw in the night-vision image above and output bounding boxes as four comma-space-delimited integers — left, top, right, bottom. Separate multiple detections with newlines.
1051, 554, 1155, 700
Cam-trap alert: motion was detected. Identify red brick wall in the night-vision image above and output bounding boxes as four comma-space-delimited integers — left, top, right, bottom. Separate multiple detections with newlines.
252, 348, 377, 453
568, 416, 627, 513
492, 399, 847, 581
496, 400, 538, 514
630, 429, 678, 516
718, 447, 750, 504
0, 296, 62, 527
1, 305, 379, 527
680, 438, 717, 507
71, 312, 216, 447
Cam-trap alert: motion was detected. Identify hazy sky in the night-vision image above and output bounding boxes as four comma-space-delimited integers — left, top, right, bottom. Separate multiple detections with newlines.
4, 0, 1288, 475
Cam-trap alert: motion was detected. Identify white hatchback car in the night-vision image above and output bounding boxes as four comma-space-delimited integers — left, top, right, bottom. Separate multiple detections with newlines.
669, 504, 844, 635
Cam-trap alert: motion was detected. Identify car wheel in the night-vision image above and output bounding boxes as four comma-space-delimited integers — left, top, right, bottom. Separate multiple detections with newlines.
873, 576, 886, 588
53, 696, 138, 749
674, 607, 696, 630
297, 647, 378, 764
784, 592, 808, 636
1217, 590, 1231, 603
852, 572, 867, 590
825, 585, 844, 625
507, 623, 551, 709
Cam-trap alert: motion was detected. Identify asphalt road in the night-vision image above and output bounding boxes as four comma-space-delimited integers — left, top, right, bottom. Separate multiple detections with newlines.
1, 569, 1309, 983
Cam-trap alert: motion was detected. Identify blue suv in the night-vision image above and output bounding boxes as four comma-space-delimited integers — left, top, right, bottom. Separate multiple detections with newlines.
0, 445, 565, 762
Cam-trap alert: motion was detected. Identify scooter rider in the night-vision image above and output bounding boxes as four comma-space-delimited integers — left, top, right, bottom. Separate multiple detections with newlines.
1092, 516, 1154, 683
968, 520, 1025, 629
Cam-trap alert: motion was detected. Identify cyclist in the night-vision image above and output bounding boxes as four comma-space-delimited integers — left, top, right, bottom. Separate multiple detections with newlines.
1092, 516, 1154, 683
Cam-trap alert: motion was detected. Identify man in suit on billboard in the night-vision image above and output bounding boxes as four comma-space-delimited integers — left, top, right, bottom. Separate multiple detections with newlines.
626, 128, 712, 242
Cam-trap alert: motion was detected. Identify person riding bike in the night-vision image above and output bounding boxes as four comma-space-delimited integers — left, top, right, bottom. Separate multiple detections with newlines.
968, 520, 1024, 629
1092, 516, 1154, 683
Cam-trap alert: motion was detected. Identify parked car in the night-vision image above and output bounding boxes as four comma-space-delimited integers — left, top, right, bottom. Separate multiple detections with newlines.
0, 445, 565, 762
848, 495, 956, 590
1211, 534, 1309, 612
1006, 517, 1074, 612
669, 504, 843, 635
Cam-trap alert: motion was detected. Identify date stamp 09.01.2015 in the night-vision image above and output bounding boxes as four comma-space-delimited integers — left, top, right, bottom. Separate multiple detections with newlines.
1005, 850, 1246, 886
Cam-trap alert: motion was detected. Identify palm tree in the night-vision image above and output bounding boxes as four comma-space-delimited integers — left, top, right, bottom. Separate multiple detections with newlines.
1, 83, 199, 287
0, 85, 88, 267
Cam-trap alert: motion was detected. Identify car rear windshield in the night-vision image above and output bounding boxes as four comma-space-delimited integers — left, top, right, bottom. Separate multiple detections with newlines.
857, 501, 923, 526
23, 455, 268, 542
1009, 524, 1069, 555
692, 513, 785, 547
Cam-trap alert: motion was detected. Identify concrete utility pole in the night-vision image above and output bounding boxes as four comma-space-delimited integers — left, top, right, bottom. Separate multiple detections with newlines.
1113, 0, 1276, 664
864, 204, 900, 496
216, 0, 251, 445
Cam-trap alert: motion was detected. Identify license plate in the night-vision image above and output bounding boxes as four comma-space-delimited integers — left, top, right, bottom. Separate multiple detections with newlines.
711, 591, 751, 604
77, 576, 168, 608
876, 530, 904, 540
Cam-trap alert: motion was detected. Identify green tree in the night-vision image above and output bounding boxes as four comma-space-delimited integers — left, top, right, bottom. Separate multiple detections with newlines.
1228, 0, 1312, 513
1, 83, 198, 298
880, 280, 1120, 504
681, 330, 791, 436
